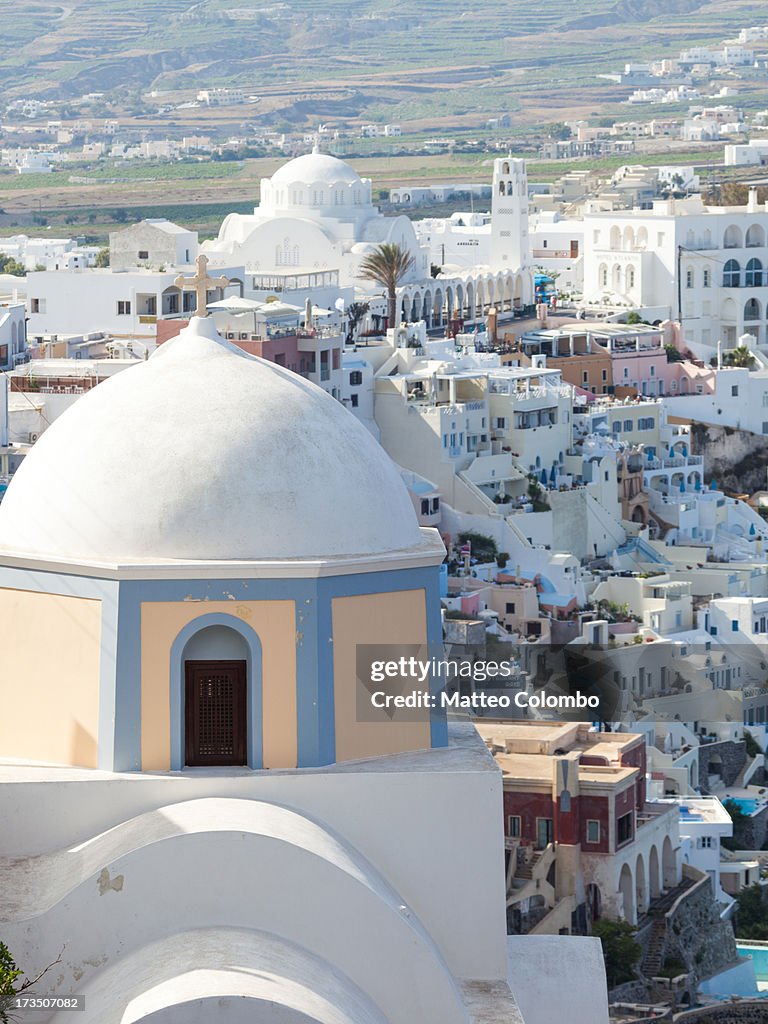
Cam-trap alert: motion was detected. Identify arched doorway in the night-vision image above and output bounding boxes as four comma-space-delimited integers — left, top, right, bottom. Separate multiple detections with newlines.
619, 863, 635, 924
183, 626, 248, 767
635, 853, 648, 916
662, 835, 676, 889
649, 845, 661, 899
170, 614, 263, 770
586, 882, 602, 925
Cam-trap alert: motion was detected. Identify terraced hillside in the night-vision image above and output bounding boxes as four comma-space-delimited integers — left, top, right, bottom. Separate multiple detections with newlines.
1, 0, 765, 128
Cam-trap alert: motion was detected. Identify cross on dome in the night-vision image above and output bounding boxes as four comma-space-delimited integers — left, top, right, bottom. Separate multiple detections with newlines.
174, 254, 230, 317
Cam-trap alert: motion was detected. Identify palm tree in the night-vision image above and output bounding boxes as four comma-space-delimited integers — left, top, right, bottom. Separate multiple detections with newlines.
358, 243, 415, 329
725, 344, 754, 368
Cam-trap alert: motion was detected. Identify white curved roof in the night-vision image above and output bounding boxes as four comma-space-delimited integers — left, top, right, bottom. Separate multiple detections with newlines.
0, 318, 425, 564
270, 151, 362, 188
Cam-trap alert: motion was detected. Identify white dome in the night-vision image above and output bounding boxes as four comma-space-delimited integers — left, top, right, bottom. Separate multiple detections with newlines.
0, 318, 426, 563
270, 151, 363, 188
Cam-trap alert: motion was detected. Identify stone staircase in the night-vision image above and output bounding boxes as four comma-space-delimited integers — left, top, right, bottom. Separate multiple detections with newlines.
641, 876, 697, 978
516, 850, 545, 880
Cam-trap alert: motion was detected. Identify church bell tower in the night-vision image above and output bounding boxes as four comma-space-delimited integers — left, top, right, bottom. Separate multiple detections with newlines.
490, 157, 532, 295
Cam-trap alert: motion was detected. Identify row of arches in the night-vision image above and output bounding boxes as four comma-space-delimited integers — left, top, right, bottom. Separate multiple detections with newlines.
723, 258, 766, 288
598, 263, 636, 293
616, 835, 677, 925
606, 223, 767, 254
724, 224, 766, 249
608, 226, 649, 252
721, 295, 768, 324
398, 272, 527, 329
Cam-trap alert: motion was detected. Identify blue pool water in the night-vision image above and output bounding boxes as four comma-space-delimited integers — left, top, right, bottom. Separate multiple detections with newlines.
731, 798, 762, 815
738, 944, 768, 982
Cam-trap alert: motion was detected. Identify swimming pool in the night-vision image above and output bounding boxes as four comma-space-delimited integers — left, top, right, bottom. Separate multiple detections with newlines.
730, 798, 763, 816
738, 944, 768, 983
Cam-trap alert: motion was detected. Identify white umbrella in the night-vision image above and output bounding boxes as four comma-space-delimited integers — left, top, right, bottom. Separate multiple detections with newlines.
207, 296, 265, 311
310, 305, 334, 318
260, 301, 303, 318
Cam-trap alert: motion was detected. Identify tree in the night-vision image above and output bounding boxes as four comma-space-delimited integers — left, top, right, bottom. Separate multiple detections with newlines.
358, 242, 415, 329
0, 943, 62, 1023
0, 255, 25, 277
745, 730, 762, 758
430, 263, 442, 278
94, 247, 110, 268
664, 343, 683, 363
457, 531, 497, 562
724, 344, 754, 369
592, 919, 641, 988
345, 301, 369, 345
735, 884, 768, 940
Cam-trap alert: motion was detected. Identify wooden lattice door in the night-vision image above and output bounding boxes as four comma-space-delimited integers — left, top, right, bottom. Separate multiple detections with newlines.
185, 660, 247, 766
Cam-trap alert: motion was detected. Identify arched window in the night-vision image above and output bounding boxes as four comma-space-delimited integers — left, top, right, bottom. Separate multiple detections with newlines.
724, 225, 743, 249
747, 224, 765, 248
745, 297, 761, 321
746, 258, 763, 288
723, 259, 741, 288
626, 266, 635, 289
610, 226, 621, 251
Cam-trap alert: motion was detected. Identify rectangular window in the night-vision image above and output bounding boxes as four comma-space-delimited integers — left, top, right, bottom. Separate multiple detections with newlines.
138, 250, 149, 260
508, 815, 521, 838
617, 811, 634, 846
612, 421, 621, 433
583, 370, 589, 384
506, 602, 516, 614
602, 369, 608, 382
349, 371, 363, 386
117, 300, 131, 315
496, 417, 506, 429
535, 818, 553, 849
732, 386, 739, 397
732, 620, 739, 632
0, 345, 7, 365
586, 820, 600, 844
686, 269, 693, 288
351, 394, 358, 408
703, 269, 711, 288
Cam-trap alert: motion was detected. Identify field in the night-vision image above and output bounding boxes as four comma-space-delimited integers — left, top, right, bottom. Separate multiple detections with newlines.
0, 0, 763, 240
2, 0, 765, 130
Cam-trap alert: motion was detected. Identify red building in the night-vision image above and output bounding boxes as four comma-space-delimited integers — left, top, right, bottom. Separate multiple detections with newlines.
478, 721, 679, 932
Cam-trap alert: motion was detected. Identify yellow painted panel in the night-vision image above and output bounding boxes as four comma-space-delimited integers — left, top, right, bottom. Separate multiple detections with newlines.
140, 600, 297, 771
332, 589, 431, 762
0, 588, 101, 767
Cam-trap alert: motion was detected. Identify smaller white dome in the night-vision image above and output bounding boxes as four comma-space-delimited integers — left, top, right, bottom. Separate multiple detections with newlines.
270, 151, 363, 188
0, 317, 430, 564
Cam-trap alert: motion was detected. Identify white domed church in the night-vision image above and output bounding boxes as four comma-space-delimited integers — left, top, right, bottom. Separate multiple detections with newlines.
0, 316, 532, 1024
203, 147, 428, 298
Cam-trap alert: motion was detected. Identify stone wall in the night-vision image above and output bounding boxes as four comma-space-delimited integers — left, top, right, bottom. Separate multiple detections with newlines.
690, 422, 768, 495
675, 1003, 768, 1023
661, 872, 739, 986
698, 740, 747, 792
733, 805, 768, 851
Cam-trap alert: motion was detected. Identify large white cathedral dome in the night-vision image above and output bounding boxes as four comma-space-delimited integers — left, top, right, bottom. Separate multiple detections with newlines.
0, 318, 428, 564
270, 150, 363, 189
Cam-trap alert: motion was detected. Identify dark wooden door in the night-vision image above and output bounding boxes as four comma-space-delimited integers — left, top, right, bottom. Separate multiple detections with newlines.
185, 660, 247, 767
